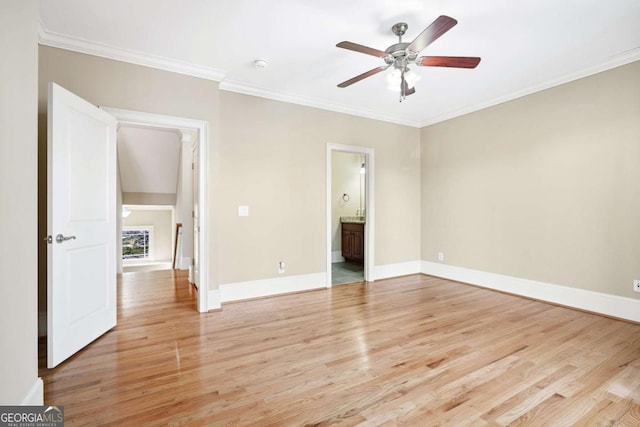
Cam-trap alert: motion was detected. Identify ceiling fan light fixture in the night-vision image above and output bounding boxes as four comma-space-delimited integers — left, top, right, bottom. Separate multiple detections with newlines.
386, 68, 421, 92
404, 69, 421, 89
386, 68, 402, 91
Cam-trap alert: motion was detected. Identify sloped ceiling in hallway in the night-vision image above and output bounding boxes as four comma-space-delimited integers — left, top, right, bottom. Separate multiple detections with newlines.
117, 125, 181, 196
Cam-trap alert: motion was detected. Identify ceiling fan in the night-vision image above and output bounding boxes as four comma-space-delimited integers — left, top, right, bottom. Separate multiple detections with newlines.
336, 15, 481, 102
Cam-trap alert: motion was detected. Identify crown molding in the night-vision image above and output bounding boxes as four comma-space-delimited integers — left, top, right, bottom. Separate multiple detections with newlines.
219, 80, 422, 128
38, 26, 225, 81
38, 25, 419, 127
38, 25, 638, 129
420, 48, 640, 127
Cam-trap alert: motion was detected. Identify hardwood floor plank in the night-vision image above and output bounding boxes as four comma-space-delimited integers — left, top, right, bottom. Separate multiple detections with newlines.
616, 402, 640, 426
39, 271, 640, 425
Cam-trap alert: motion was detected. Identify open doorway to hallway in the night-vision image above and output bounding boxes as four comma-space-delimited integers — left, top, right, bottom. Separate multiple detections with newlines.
116, 123, 194, 277
105, 106, 211, 313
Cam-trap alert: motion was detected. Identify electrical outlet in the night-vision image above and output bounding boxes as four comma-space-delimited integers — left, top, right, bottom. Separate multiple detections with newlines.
278, 261, 285, 274
438, 252, 444, 262
634, 280, 640, 292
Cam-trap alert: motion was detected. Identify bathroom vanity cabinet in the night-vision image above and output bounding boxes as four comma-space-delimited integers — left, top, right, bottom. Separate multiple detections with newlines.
341, 222, 364, 264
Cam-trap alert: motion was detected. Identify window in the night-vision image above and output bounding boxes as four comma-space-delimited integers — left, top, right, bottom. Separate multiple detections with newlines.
122, 226, 154, 261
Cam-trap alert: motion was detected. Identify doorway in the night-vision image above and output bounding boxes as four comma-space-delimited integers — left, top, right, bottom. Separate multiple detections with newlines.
326, 144, 375, 287
102, 107, 212, 312
41, 86, 213, 369
116, 123, 191, 276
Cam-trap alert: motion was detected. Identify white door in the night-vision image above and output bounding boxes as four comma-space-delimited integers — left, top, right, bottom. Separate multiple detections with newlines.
191, 142, 200, 288
47, 83, 117, 368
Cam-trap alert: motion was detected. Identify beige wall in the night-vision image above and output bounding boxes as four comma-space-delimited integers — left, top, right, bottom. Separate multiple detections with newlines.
36, 42, 638, 304
0, 0, 40, 404
331, 151, 364, 253
123, 209, 174, 262
38, 46, 220, 293
38, 46, 421, 291
421, 61, 640, 299
218, 92, 421, 284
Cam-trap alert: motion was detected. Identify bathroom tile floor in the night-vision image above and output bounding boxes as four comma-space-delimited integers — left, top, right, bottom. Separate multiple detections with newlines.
332, 261, 364, 285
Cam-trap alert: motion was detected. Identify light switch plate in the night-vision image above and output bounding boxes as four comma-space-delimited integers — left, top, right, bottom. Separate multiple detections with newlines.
238, 205, 249, 217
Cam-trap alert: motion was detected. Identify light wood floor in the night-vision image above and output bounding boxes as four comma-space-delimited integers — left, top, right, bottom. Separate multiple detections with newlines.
40, 270, 640, 426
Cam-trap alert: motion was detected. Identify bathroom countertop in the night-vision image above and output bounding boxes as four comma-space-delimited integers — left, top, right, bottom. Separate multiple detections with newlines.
340, 216, 366, 224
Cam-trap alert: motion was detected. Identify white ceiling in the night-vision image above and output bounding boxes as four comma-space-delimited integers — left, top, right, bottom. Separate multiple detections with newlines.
117, 125, 181, 194
39, 0, 640, 127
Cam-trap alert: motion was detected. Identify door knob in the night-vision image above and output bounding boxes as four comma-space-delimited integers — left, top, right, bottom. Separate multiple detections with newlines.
55, 234, 76, 244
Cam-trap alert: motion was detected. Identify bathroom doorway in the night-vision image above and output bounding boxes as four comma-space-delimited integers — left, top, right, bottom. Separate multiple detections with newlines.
326, 144, 374, 287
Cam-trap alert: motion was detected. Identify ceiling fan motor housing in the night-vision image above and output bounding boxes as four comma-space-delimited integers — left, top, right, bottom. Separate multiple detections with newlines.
385, 42, 418, 67
386, 23, 419, 68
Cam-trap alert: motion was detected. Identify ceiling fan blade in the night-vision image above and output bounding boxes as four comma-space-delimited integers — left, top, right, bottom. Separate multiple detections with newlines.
417, 56, 481, 68
407, 15, 457, 53
337, 66, 389, 88
336, 41, 389, 59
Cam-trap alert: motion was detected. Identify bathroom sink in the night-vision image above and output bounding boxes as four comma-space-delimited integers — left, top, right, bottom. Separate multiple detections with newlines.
340, 216, 365, 224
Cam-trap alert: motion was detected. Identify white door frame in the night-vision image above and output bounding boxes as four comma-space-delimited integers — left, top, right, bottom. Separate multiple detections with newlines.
102, 107, 211, 312
191, 140, 200, 289
326, 143, 375, 287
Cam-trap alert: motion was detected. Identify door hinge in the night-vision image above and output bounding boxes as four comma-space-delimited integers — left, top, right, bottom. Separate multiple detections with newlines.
192, 162, 194, 170
192, 210, 194, 218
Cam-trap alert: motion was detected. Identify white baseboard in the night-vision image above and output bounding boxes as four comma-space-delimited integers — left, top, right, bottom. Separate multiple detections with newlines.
373, 261, 422, 281
21, 378, 43, 405
331, 251, 345, 263
207, 289, 221, 311
179, 257, 192, 270
220, 272, 327, 303
421, 261, 640, 323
